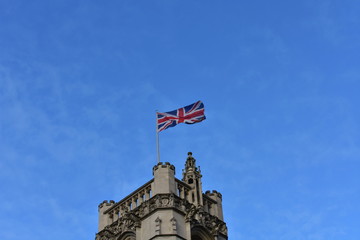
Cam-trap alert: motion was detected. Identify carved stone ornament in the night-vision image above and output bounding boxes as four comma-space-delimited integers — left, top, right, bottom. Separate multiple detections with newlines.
95, 229, 115, 240
149, 193, 178, 210
96, 193, 230, 239
96, 193, 187, 240
190, 208, 228, 236
170, 217, 177, 233
155, 216, 162, 234
185, 204, 199, 222
96, 213, 140, 240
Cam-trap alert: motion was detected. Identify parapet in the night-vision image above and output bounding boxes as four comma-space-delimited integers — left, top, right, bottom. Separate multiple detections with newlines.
205, 190, 224, 221
152, 162, 176, 175
98, 200, 115, 209
205, 190, 222, 200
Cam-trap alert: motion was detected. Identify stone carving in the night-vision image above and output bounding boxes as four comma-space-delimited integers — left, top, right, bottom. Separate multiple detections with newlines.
149, 193, 178, 209
155, 217, 161, 234
96, 193, 183, 240
155, 195, 162, 207
124, 212, 141, 229
168, 194, 174, 207
170, 217, 177, 233
95, 229, 114, 240
192, 209, 228, 236
96, 192, 227, 240
96, 211, 139, 240
185, 204, 200, 222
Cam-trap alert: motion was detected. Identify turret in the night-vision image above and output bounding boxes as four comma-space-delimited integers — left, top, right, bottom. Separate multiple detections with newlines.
205, 190, 224, 221
182, 152, 203, 206
98, 200, 115, 231
152, 162, 177, 195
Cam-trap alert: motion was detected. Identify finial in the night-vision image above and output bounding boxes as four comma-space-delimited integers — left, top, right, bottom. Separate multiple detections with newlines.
187, 152, 195, 161
185, 152, 196, 169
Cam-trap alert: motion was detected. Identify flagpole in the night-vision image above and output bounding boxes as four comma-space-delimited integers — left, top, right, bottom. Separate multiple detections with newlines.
155, 111, 160, 163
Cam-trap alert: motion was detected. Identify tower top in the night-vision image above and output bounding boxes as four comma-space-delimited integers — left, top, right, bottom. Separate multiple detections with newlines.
185, 152, 198, 172
95, 152, 228, 240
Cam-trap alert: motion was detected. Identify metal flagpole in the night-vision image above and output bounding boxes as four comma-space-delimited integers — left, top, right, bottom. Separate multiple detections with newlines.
155, 111, 160, 163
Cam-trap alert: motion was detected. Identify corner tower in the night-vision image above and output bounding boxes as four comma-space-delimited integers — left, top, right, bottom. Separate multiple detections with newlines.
95, 153, 228, 240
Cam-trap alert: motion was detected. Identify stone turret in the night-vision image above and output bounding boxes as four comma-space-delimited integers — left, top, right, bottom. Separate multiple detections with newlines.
152, 162, 176, 195
182, 152, 204, 206
205, 190, 224, 221
98, 200, 115, 231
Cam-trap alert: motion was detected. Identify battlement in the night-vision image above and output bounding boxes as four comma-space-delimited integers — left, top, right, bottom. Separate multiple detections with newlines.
204, 190, 224, 221
98, 200, 115, 209
205, 190, 222, 199
153, 162, 177, 195
152, 161, 175, 175
96, 153, 228, 239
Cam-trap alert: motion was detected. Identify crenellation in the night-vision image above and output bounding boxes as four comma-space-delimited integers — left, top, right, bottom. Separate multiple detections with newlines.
205, 190, 224, 221
152, 162, 176, 175
98, 200, 117, 231
96, 152, 228, 240
98, 200, 116, 209
152, 161, 177, 195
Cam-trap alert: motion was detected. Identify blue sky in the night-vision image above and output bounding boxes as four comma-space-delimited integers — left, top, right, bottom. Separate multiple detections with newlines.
0, 0, 359, 239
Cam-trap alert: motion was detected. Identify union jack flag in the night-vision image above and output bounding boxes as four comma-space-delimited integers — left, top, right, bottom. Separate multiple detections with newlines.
157, 101, 206, 132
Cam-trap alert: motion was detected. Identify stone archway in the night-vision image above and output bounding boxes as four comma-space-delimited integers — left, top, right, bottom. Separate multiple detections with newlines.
117, 231, 136, 240
191, 226, 214, 240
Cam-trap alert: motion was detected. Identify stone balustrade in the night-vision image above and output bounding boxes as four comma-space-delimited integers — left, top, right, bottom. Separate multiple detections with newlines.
175, 178, 191, 200
102, 179, 154, 223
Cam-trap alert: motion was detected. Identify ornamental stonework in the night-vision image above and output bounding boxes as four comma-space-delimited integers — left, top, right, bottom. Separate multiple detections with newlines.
96, 154, 228, 240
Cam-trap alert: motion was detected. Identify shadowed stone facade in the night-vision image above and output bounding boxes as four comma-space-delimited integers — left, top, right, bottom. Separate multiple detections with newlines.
96, 152, 228, 240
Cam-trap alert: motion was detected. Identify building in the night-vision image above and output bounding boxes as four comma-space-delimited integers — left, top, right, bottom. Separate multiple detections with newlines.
95, 152, 228, 240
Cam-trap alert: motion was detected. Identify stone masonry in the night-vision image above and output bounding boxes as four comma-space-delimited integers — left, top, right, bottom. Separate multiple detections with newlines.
95, 152, 228, 240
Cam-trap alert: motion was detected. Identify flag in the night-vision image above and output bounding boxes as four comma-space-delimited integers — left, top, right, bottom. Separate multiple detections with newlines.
156, 101, 206, 132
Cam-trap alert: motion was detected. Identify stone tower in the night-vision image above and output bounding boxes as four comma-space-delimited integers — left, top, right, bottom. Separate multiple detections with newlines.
95, 152, 228, 240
